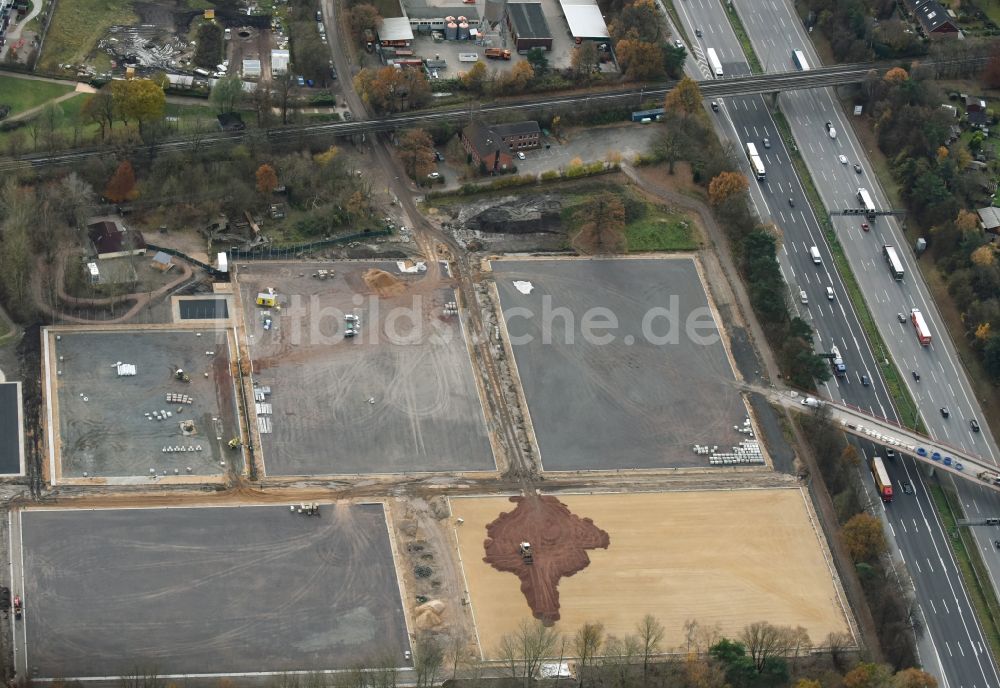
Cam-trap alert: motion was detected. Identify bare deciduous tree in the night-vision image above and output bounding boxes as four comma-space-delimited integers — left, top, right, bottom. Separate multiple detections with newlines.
602, 634, 641, 688
572, 622, 604, 687
741, 621, 791, 674
496, 620, 561, 687
636, 614, 664, 683
415, 632, 445, 688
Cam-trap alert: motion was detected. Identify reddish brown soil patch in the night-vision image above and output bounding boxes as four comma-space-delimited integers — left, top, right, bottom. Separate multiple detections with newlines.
482, 495, 610, 624
363, 269, 406, 297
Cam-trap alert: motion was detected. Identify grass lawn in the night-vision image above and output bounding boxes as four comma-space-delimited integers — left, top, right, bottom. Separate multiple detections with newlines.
0, 94, 216, 150
0, 75, 73, 117
37, 0, 136, 70
625, 211, 698, 251
978, 0, 1000, 28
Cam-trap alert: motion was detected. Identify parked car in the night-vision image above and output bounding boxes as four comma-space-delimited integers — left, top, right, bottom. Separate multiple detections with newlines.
427, 172, 441, 179
296, 75, 305, 86
516, 151, 526, 160
435, 151, 444, 162
674, 39, 683, 48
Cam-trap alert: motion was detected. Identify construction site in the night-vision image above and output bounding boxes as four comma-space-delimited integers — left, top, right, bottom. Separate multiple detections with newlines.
4, 247, 859, 679
41, 326, 241, 484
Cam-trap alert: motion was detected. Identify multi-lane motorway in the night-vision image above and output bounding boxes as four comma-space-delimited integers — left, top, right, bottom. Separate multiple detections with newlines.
675, 0, 1000, 685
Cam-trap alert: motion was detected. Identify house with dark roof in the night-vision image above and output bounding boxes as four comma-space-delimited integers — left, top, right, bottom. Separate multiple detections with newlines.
87, 219, 147, 259
978, 206, 1000, 234
505, 2, 552, 51
903, 0, 959, 37
966, 96, 989, 127
461, 120, 542, 173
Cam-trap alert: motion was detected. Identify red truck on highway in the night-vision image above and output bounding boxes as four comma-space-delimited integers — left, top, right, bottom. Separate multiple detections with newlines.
871, 456, 893, 502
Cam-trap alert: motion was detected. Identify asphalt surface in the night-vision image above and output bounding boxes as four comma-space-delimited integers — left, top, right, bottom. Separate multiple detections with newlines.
0, 383, 22, 474
676, 0, 1000, 685
237, 263, 495, 476
51, 330, 234, 478
18, 504, 410, 678
492, 258, 751, 471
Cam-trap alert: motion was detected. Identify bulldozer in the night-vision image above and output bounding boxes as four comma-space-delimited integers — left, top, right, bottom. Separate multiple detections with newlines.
520, 542, 533, 565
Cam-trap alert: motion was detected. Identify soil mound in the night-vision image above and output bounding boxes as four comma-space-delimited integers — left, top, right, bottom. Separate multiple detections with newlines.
482, 495, 609, 624
363, 268, 406, 297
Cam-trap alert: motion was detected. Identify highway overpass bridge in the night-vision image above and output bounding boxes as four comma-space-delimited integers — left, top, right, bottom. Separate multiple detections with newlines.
755, 385, 1000, 494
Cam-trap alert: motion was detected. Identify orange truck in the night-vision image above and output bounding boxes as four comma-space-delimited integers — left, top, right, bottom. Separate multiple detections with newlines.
485, 48, 511, 60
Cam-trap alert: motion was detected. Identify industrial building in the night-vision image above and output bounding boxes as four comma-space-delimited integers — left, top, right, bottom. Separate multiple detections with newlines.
558, 0, 609, 42
505, 2, 552, 52
461, 120, 541, 173
378, 16, 415, 47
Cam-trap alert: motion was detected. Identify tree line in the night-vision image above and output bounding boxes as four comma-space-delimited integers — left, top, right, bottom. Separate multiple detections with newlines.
652, 77, 831, 389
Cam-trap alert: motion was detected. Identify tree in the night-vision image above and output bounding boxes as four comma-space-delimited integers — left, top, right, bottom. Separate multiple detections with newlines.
414, 632, 444, 688
708, 638, 756, 688
883, 67, 909, 83
601, 635, 641, 688
572, 622, 603, 687
636, 614, 664, 683
844, 662, 893, 688
397, 129, 436, 181
193, 22, 224, 69
740, 622, 790, 674
40, 102, 64, 151
105, 160, 138, 203
610, 0, 661, 42
506, 61, 535, 92
955, 208, 980, 234
893, 667, 937, 688
615, 38, 664, 81
842, 512, 887, 563
708, 171, 749, 206
111, 79, 166, 134
983, 46, 1000, 89
256, 164, 278, 195
348, 4, 382, 42
211, 75, 245, 114
971, 245, 996, 267
665, 76, 704, 116
571, 41, 600, 79
653, 113, 693, 174
354, 67, 432, 113
81, 89, 117, 140
461, 61, 489, 94
526, 48, 548, 75
574, 192, 626, 254
495, 620, 560, 688
663, 45, 686, 79
795, 681, 823, 688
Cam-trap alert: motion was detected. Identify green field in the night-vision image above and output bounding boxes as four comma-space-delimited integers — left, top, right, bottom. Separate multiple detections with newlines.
625, 211, 698, 251
0, 75, 73, 117
37, 0, 136, 70
0, 94, 217, 150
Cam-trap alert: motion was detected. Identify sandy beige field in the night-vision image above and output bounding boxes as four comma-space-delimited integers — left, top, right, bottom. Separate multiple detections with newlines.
451, 489, 851, 658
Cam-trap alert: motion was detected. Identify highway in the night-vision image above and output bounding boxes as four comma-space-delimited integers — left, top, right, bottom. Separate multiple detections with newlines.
674, 0, 1000, 684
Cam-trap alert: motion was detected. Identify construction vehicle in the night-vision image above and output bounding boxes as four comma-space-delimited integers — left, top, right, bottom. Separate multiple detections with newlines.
485, 48, 511, 60
520, 542, 533, 564
291, 503, 320, 516
256, 288, 278, 307
227, 438, 241, 450
173, 367, 191, 383
978, 470, 1000, 486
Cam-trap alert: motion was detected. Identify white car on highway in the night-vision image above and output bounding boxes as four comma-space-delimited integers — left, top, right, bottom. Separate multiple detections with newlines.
838, 154, 848, 164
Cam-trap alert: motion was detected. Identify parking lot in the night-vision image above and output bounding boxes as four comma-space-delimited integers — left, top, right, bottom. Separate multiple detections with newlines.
237, 262, 495, 476
492, 257, 752, 471
18, 504, 410, 678
44, 328, 238, 481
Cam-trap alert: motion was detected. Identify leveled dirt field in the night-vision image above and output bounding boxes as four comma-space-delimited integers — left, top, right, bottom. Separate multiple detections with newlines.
451, 490, 851, 657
